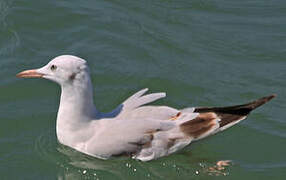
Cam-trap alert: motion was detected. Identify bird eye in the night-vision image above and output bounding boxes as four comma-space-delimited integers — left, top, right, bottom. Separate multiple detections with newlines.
50, 65, 57, 71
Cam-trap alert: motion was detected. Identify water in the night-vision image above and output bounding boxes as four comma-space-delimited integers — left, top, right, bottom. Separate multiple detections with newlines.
0, 0, 285, 179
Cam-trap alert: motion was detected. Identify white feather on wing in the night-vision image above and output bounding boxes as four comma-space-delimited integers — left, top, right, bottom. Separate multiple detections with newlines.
122, 88, 166, 110
105, 88, 168, 119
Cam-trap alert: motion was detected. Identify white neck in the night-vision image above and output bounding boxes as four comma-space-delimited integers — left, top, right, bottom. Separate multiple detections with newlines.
56, 75, 97, 145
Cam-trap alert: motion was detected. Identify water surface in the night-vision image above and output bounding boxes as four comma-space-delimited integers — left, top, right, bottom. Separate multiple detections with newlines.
0, 0, 285, 179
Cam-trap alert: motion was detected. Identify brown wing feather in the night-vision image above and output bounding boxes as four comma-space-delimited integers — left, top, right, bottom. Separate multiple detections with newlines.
180, 112, 218, 138
180, 95, 276, 139
194, 94, 276, 128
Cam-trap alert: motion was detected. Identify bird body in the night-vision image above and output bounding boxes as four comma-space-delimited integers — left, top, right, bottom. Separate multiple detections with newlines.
17, 55, 275, 161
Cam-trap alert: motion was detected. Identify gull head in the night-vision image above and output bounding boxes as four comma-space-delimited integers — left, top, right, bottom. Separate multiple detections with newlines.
17, 55, 90, 86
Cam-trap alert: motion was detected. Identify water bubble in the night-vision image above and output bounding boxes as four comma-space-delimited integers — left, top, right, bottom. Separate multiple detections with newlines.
126, 163, 131, 168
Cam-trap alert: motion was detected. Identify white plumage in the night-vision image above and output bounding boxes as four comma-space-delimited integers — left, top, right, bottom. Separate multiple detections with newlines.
16, 55, 275, 161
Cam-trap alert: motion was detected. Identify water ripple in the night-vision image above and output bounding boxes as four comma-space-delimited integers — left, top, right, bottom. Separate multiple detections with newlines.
0, 0, 20, 57
34, 129, 234, 179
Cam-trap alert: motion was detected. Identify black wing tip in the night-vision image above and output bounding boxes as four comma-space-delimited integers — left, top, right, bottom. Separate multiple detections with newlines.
194, 94, 276, 115
266, 94, 277, 101
250, 93, 277, 109
261, 94, 277, 101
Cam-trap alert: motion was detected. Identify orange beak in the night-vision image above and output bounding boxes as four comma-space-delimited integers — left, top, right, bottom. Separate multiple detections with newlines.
16, 69, 44, 78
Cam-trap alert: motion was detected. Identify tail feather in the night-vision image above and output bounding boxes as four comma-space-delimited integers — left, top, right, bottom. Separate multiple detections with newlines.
194, 94, 276, 128
194, 94, 276, 115
180, 94, 276, 140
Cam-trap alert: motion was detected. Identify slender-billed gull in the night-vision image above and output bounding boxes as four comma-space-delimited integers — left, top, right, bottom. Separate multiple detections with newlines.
16, 55, 275, 161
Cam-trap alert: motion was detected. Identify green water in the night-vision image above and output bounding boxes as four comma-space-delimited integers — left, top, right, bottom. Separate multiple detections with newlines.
0, 0, 285, 179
